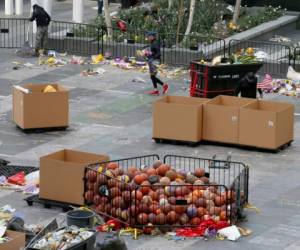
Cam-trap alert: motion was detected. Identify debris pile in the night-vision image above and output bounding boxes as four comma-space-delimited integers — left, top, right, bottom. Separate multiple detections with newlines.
30, 226, 95, 250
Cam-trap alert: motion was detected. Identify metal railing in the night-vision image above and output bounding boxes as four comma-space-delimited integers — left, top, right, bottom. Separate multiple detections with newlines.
228, 39, 291, 78
1, 17, 298, 79
293, 46, 300, 72
0, 18, 34, 48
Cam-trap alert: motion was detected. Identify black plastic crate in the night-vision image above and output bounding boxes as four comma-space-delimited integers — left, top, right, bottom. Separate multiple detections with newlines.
190, 61, 263, 98
84, 154, 249, 227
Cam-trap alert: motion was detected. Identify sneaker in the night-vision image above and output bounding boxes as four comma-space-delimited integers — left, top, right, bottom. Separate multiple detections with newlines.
147, 89, 160, 96
162, 84, 169, 94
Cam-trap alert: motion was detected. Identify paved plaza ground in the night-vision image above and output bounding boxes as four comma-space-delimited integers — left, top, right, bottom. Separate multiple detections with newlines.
0, 48, 300, 249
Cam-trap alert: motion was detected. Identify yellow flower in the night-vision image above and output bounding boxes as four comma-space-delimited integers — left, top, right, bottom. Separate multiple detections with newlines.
228, 21, 237, 30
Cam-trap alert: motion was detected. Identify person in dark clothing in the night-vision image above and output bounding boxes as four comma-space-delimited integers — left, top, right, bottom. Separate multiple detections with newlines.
144, 31, 168, 96
235, 72, 262, 98
98, 0, 103, 15
29, 4, 51, 56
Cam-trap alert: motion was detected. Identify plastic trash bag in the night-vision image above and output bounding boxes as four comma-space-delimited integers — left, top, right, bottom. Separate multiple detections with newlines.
287, 66, 300, 81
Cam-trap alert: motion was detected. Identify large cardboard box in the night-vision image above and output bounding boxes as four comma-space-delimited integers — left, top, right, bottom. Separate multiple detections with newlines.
153, 96, 209, 142
239, 100, 294, 149
0, 230, 25, 250
12, 83, 69, 129
39, 149, 109, 205
203, 95, 256, 144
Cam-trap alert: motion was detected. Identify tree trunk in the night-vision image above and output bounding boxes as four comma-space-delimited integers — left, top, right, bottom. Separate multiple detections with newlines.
168, 0, 173, 9
232, 0, 241, 25
176, 0, 184, 44
184, 0, 196, 36
103, 0, 112, 38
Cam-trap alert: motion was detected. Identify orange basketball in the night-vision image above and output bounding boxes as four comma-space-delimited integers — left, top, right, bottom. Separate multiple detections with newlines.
131, 190, 143, 201
137, 213, 148, 225
149, 203, 159, 213
140, 181, 151, 194
190, 217, 201, 225
214, 195, 225, 206
166, 211, 178, 224
149, 190, 159, 201
194, 168, 205, 178
107, 162, 119, 170
134, 175, 145, 185
165, 170, 177, 181
146, 168, 157, 176
157, 164, 171, 176
156, 213, 166, 225
197, 207, 207, 217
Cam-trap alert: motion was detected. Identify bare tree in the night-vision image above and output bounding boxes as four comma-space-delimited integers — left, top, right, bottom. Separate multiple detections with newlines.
104, 0, 113, 38
232, 0, 241, 25
185, 0, 196, 36
176, 0, 184, 44
168, 0, 173, 9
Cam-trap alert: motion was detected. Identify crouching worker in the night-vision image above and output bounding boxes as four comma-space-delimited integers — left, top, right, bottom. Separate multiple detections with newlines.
235, 72, 262, 98
145, 31, 168, 96
29, 4, 51, 56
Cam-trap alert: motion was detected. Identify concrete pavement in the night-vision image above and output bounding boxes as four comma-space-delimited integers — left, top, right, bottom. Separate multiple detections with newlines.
0, 48, 300, 249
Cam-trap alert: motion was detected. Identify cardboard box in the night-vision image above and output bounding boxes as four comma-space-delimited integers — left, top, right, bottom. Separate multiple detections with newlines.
39, 149, 109, 205
153, 96, 209, 142
239, 100, 294, 149
203, 95, 256, 144
0, 230, 25, 250
12, 83, 69, 129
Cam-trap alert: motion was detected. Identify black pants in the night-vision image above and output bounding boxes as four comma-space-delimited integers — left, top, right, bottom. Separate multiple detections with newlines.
151, 75, 164, 88
148, 60, 164, 88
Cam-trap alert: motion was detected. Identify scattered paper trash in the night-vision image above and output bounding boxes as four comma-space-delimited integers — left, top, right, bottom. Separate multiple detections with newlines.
25, 171, 39, 186
48, 50, 57, 57
0, 176, 7, 185
269, 35, 291, 43
218, 225, 241, 241
0, 205, 16, 214
287, 66, 300, 81
95, 67, 106, 75
14, 85, 30, 94
0, 225, 6, 239
132, 77, 146, 83
21, 184, 39, 195
71, 56, 85, 65
91, 54, 104, 64
254, 51, 268, 60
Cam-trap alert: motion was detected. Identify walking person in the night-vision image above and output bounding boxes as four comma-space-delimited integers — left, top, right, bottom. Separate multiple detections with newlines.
235, 72, 261, 99
144, 31, 168, 96
29, 4, 51, 56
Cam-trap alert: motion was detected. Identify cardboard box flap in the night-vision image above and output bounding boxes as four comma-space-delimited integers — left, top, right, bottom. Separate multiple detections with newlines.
22, 83, 67, 93
158, 95, 209, 106
207, 95, 255, 107
242, 100, 294, 112
41, 149, 107, 165
0, 230, 25, 250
